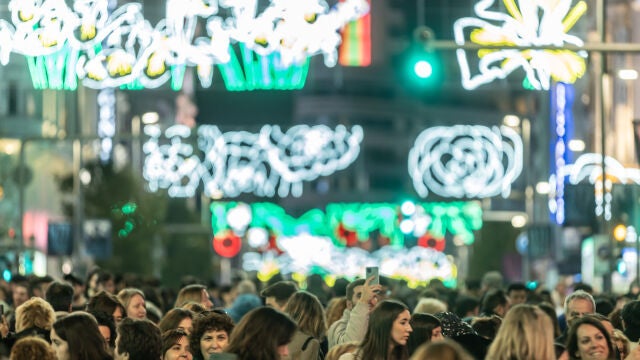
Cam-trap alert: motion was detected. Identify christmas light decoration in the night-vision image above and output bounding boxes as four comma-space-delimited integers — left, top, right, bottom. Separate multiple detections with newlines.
453, 0, 587, 90
409, 125, 523, 199
0, 0, 369, 90
143, 124, 364, 198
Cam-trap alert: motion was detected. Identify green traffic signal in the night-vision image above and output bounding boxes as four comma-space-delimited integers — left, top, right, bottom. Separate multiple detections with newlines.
404, 49, 443, 88
414, 60, 433, 79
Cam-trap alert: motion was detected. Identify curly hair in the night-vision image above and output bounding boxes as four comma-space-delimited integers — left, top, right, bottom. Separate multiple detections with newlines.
10, 336, 56, 360
15, 297, 55, 332
189, 310, 235, 359
115, 317, 162, 360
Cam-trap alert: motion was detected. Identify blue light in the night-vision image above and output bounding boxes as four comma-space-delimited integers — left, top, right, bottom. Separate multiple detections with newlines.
2, 269, 11, 282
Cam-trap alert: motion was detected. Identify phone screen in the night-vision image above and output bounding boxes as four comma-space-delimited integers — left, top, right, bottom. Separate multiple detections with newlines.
365, 266, 379, 285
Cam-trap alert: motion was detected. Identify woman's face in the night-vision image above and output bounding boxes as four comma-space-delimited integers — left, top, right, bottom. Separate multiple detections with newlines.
390, 310, 413, 347
127, 294, 147, 319
113, 306, 124, 324
177, 317, 193, 335
431, 326, 443, 341
200, 329, 229, 357
98, 325, 112, 345
164, 336, 193, 360
50, 328, 70, 360
576, 324, 609, 360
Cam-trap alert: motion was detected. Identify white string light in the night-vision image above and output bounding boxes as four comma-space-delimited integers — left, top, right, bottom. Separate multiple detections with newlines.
453, 0, 587, 90
143, 124, 364, 198
408, 125, 523, 199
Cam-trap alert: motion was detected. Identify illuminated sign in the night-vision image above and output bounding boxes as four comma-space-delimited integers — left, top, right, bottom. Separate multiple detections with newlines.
549, 83, 574, 224
453, 0, 587, 90
0, 0, 370, 91
211, 201, 483, 286
143, 124, 364, 198
409, 125, 523, 199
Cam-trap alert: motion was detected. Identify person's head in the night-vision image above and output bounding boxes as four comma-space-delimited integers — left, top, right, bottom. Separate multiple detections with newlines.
564, 290, 596, 328
480, 271, 503, 293
409, 338, 473, 360
10, 336, 56, 360
470, 315, 502, 340
485, 304, 555, 360
345, 279, 366, 309
117, 288, 147, 320
175, 284, 213, 310
566, 315, 615, 360
612, 329, 631, 360
260, 281, 298, 312
537, 302, 561, 338
480, 289, 509, 317
97, 271, 116, 294
115, 317, 162, 360
162, 328, 193, 360
453, 295, 480, 318
89, 310, 117, 349
159, 308, 195, 335
11, 281, 30, 308
621, 300, 640, 330
45, 281, 74, 313
87, 290, 126, 325
225, 306, 296, 360
326, 297, 349, 329
414, 298, 448, 315
359, 300, 412, 360
189, 310, 235, 359
407, 313, 442, 355
15, 296, 55, 332
506, 283, 528, 305
51, 311, 112, 360
283, 291, 326, 339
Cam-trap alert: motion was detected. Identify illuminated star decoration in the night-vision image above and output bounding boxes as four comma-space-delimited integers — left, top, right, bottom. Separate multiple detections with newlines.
0, 0, 370, 91
453, 0, 588, 90
408, 125, 523, 199
142, 124, 364, 198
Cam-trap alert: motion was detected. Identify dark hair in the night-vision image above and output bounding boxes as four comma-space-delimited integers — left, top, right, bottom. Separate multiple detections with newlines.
260, 281, 298, 308
506, 282, 528, 293
621, 300, 640, 328
481, 289, 508, 316
52, 312, 112, 360
88, 310, 117, 348
566, 315, 615, 360
407, 312, 441, 355
346, 279, 366, 304
225, 307, 296, 360
454, 295, 480, 318
162, 328, 189, 357
471, 315, 502, 340
45, 281, 74, 312
87, 290, 126, 319
537, 302, 561, 338
189, 311, 235, 359
116, 317, 162, 360
158, 308, 195, 334
359, 300, 410, 360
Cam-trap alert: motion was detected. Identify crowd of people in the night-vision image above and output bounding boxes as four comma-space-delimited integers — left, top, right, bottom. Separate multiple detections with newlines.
1, 268, 640, 359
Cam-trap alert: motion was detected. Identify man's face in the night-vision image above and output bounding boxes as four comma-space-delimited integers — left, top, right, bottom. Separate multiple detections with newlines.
508, 290, 528, 305
566, 298, 594, 327
12, 285, 28, 307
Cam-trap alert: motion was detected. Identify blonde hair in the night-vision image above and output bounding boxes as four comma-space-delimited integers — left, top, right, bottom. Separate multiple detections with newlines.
15, 297, 55, 332
612, 329, 631, 360
409, 339, 473, 360
117, 288, 145, 310
325, 297, 348, 329
174, 284, 206, 308
485, 304, 555, 360
413, 298, 448, 315
325, 341, 359, 360
284, 291, 327, 339
10, 336, 56, 360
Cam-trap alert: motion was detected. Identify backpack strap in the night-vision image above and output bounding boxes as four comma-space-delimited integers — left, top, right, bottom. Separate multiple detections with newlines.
301, 336, 315, 351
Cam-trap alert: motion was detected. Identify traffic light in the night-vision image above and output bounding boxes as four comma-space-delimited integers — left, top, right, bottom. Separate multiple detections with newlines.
402, 26, 443, 89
